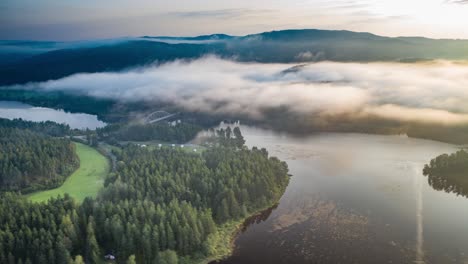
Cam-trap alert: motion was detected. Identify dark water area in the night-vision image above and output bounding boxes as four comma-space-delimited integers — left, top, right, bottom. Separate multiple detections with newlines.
0, 101, 106, 129
213, 126, 468, 264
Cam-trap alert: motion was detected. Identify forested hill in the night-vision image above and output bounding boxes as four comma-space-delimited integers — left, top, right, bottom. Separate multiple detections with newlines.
0, 127, 79, 193
2, 29, 468, 85
0, 128, 290, 263
0, 41, 221, 85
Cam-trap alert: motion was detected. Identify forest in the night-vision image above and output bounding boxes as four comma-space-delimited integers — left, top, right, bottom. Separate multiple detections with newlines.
205, 127, 246, 149
97, 122, 202, 144
0, 90, 118, 122
0, 127, 79, 193
0, 118, 72, 137
0, 128, 290, 264
423, 149, 468, 197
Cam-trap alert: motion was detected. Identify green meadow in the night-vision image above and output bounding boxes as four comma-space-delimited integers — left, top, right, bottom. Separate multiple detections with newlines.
27, 142, 109, 203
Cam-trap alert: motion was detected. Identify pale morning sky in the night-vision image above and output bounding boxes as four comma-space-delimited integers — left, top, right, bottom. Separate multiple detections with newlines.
1, 0, 468, 41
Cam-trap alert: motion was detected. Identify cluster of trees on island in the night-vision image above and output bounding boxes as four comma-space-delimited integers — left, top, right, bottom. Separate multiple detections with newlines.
0, 127, 79, 193
206, 127, 245, 149
0, 127, 290, 264
423, 149, 468, 197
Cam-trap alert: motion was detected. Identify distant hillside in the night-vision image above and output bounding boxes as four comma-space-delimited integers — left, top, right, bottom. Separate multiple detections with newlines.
0, 41, 225, 85
1, 29, 468, 85
234, 29, 468, 62
142, 33, 234, 41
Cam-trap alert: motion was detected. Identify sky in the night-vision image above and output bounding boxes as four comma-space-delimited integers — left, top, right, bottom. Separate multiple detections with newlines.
1, 0, 468, 41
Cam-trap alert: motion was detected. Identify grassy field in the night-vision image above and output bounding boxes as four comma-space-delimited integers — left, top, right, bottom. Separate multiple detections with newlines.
27, 142, 109, 203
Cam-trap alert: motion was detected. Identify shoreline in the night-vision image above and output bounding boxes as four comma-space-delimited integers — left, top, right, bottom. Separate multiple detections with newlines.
1, 99, 467, 147
198, 202, 280, 264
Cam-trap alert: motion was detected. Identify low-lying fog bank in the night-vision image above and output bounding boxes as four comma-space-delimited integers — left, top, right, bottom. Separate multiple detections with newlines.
5, 57, 468, 143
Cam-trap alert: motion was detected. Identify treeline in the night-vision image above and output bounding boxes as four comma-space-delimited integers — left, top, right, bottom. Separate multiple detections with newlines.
0, 118, 71, 137
0, 193, 82, 264
0, 128, 79, 193
0, 90, 224, 126
423, 150, 468, 197
205, 126, 246, 149
98, 122, 202, 144
0, 90, 117, 122
0, 128, 290, 263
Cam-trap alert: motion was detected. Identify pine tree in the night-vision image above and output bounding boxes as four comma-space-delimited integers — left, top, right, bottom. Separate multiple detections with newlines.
55, 234, 70, 264
126, 255, 137, 264
71, 255, 85, 264
85, 218, 101, 264
156, 250, 178, 264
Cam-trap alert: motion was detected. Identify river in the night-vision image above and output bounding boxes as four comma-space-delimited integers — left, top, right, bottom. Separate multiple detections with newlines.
0, 101, 106, 129
216, 126, 468, 264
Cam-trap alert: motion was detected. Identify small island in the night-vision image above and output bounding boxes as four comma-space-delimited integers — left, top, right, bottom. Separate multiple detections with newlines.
423, 150, 468, 197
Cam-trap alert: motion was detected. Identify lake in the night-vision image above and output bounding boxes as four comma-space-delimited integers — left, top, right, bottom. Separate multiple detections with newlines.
215, 126, 468, 264
0, 101, 106, 129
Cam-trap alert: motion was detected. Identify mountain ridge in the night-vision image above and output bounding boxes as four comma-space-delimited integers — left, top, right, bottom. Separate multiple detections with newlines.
1, 29, 468, 85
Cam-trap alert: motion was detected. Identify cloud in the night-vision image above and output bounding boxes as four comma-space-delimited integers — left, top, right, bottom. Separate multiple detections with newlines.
361, 105, 468, 125
446, 0, 468, 4
171, 9, 248, 19
294, 51, 325, 61
169, 8, 274, 20
8, 57, 468, 126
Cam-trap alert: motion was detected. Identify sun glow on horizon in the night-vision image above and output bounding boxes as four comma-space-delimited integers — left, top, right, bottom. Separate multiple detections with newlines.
1, 0, 468, 40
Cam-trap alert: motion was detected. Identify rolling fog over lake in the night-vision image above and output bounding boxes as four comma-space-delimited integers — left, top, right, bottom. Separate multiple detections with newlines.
213, 126, 468, 264
0, 101, 106, 129
13, 58, 468, 127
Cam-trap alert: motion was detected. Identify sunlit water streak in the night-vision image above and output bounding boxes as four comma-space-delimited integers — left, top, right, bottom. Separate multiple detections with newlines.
414, 164, 425, 263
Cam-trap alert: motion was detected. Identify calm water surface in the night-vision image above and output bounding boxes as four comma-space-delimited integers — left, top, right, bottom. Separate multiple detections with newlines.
216, 126, 468, 264
0, 101, 106, 129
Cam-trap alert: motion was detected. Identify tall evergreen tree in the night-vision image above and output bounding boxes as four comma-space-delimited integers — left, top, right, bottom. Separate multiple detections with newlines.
85, 217, 100, 264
